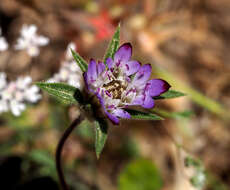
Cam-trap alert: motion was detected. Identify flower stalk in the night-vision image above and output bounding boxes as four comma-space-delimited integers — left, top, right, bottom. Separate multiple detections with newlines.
56, 113, 84, 190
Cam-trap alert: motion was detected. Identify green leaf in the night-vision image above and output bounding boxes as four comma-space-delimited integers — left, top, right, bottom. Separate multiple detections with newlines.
71, 49, 88, 72
36, 82, 84, 104
28, 150, 55, 167
118, 159, 163, 190
27, 150, 56, 177
103, 23, 120, 64
154, 90, 186, 99
125, 109, 163, 120
94, 119, 108, 159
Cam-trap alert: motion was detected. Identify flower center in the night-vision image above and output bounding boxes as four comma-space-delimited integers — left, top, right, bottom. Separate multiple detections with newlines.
102, 79, 127, 99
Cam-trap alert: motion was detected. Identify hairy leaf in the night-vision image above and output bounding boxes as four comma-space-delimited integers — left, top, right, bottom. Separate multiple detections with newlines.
71, 49, 88, 72
36, 82, 83, 104
103, 23, 120, 64
126, 109, 163, 120
94, 119, 108, 159
154, 90, 186, 99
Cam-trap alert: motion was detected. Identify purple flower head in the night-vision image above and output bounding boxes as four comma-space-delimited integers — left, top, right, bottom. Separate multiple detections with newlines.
84, 43, 171, 124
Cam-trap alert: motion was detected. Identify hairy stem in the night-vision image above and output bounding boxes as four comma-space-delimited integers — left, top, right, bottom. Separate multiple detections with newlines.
56, 114, 84, 190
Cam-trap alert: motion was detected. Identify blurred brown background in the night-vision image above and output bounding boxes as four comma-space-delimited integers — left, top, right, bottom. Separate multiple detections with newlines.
0, 0, 230, 190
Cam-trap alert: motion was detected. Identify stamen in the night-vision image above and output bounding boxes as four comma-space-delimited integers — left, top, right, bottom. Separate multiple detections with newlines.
102, 80, 127, 99
105, 90, 112, 97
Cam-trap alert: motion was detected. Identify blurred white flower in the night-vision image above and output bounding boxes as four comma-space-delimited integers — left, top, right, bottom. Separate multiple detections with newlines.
9, 99, 26, 116
15, 24, 49, 57
0, 72, 7, 89
0, 99, 8, 113
0, 28, 8, 52
24, 85, 41, 103
48, 42, 84, 90
0, 73, 42, 116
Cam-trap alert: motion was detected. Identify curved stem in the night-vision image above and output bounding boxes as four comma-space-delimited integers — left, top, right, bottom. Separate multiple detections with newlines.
56, 114, 84, 190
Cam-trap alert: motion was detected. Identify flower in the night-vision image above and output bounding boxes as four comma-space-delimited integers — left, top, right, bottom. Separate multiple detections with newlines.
0, 73, 41, 116
84, 43, 171, 124
0, 72, 7, 89
0, 28, 8, 52
48, 42, 84, 90
14, 24, 49, 57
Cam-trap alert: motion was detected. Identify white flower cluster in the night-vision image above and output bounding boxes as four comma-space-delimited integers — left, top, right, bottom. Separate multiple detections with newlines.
48, 43, 84, 90
0, 73, 41, 116
15, 24, 49, 57
0, 24, 49, 56
0, 28, 8, 52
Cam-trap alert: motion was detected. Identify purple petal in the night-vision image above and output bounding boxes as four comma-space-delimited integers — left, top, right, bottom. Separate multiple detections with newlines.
133, 64, 152, 86
142, 95, 155, 109
112, 108, 131, 119
114, 43, 132, 64
96, 93, 120, 125
96, 93, 105, 107
132, 94, 155, 109
87, 59, 97, 82
123, 60, 141, 76
105, 111, 120, 125
106, 57, 114, 69
147, 79, 171, 97
132, 95, 143, 106
83, 72, 89, 90
97, 61, 105, 75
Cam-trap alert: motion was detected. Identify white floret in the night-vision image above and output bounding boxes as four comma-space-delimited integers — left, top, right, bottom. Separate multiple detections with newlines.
14, 24, 49, 57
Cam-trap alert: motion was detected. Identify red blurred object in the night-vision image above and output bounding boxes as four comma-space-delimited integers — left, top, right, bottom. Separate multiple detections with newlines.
88, 11, 115, 42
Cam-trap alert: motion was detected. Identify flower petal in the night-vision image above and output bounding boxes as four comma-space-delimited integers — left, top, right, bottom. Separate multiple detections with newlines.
133, 64, 152, 86
96, 92, 120, 125
87, 59, 97, 82
131, 95, 143, 106
114, 43, 132, 64
123, 60, 140, 76
83, 72, 89, 90
112, 108, 131, 119
105, 111, 120, 125
97, 61, 106, 75
147, 79, 171, 97
106, 57, 114, 69
142, 95, 155, 109
132, 94, 155, 109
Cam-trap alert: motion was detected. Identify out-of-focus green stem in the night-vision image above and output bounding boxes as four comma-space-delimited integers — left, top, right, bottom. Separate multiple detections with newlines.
152, 65, 229, 119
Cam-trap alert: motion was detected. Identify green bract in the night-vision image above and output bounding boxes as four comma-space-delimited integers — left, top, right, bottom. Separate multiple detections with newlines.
94, 119, 108, 159
36, 82, 84, 105
154, 90, 186, 99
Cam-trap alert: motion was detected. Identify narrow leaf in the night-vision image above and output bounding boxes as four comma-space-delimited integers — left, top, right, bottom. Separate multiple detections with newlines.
103, 23, 120, 64
154, 90, 186, 99
125, 109, 163, 120
94, 119, 108, 159
71, 49, 88, 72
36, 82, 84, 104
